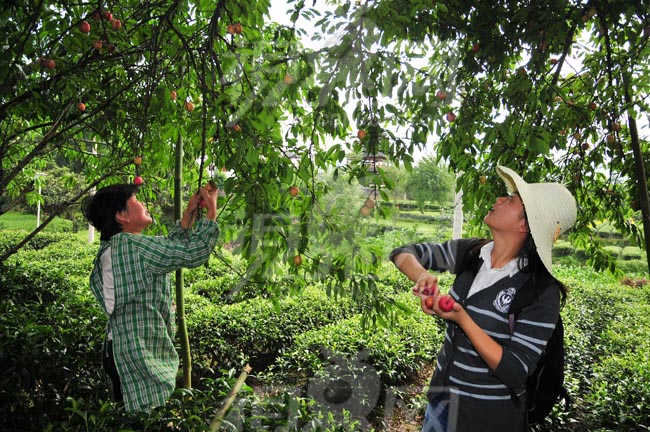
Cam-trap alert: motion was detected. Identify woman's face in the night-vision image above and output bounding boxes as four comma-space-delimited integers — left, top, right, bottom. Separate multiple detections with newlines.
118, 195, 153, 234
484, 192, 528, 234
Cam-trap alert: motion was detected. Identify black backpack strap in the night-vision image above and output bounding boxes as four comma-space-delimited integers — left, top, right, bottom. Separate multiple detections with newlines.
506, 274, 539, 407
508, 272, 553, 333
508, 271, 569, 420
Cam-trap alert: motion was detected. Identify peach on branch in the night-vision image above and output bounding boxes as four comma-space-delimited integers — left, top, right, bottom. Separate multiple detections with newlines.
40, 58, 56, 69
79, 21, 91, 33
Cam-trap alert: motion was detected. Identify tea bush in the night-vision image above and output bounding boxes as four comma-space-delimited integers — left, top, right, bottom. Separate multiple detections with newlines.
621, 246, 643, 260
617, 258, 649, 274
586, 349, 650, 429
551, 266, 650, 431
580, 285, 650, 429
553, 240, 575, 257
183, 250, 262, 303
270, 292, 445, 387
0, 262, 107, 431
1, 226, 650, 431
0, 230, 71, 255
603, 245, 622, 258
187, 285, 358, 375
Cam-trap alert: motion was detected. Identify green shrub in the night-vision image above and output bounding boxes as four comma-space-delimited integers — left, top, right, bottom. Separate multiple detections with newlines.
586, 350, 650, 430
574, 247, 590, 261
270, 292, 444, 386
183, 291, 214, 316
603, 245, 622, 258
182, 250, 265, 303
56, 368, 365, 432
46, 217, 75, 232
617, 259, 648, 274
187, 285, 357, 376
0, 230, 73, 255
11, 240, 96, 279
3, 226, 650, 431
376, 271, 413, 294
552, 266, 650, 431
593, 222, 624, 239
621, 246, 643, 261
189, 274, 260, 304
183, 250, 247, 284
0, 263, 106, 431
552, 240, 574, 257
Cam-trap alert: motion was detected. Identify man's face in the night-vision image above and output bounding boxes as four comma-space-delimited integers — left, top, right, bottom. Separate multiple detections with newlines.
118, 195, 153, 234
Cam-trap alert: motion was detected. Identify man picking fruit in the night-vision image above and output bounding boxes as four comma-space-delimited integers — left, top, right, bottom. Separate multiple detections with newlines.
389, 166, 576, 431
82, 181, 219, 412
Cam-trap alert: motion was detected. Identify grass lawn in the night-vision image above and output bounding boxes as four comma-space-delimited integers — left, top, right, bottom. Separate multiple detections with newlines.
0, 211, 42, 230
0, 211, 90, 242
374, 217, 447, 238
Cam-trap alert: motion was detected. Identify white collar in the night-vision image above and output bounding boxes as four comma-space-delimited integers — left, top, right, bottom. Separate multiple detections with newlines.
479, 241, 521, 277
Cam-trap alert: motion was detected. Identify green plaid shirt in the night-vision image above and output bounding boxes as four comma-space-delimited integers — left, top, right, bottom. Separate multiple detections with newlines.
89, 218, 219, 412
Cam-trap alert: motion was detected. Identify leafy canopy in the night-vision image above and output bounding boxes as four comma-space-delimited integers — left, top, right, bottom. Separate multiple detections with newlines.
1, 0, 649, 297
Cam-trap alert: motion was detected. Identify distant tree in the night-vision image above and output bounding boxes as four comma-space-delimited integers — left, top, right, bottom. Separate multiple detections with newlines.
40, 165, 86, 217
22, 162, 86, 224
379, 164, 411, 201
405, 156, 455, 212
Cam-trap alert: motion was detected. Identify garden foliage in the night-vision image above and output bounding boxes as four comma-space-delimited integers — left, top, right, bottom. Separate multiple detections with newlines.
1, 228, 649, 431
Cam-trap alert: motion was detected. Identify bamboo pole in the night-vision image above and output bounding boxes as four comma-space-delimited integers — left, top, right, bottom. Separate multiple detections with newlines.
209, 364, 253, 432
174, 133, 192, 388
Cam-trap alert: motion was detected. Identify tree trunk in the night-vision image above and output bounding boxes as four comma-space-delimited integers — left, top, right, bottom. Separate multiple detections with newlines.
623, 74, 650, 274
453, 172, 463, 239
174, 134, 192, 388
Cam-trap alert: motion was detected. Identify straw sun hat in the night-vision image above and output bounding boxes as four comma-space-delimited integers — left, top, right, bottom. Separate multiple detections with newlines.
496, 166, 577, 275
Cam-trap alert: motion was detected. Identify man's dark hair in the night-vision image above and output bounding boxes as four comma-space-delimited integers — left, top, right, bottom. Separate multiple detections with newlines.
82, 184, 139, 241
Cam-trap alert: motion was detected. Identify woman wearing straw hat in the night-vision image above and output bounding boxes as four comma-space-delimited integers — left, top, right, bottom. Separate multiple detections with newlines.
389, 166, 577, 431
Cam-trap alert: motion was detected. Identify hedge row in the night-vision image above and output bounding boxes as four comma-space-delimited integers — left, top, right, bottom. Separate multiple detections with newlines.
0, 261, 107, 431
2, 228, 650, 431
269, 291, 445, 387
554, 240, 647, 273
393, 212, 453, 224
553, 266, 650, 431
187, 284, 359, 375
0, 230, 73, 254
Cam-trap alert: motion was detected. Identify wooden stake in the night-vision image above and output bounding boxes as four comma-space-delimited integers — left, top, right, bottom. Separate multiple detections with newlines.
209, 364, 253, 432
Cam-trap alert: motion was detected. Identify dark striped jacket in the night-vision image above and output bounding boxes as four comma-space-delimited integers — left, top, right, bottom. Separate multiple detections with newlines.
390, 238, 561, 431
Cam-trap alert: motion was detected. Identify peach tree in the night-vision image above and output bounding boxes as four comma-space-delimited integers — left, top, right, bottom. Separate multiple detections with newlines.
0, 0, 407, 326
2, 0, 649, 288
293, 0, 649, 273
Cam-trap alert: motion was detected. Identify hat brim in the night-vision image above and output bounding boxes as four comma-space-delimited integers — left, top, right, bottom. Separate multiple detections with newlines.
496, 166, 576, 275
